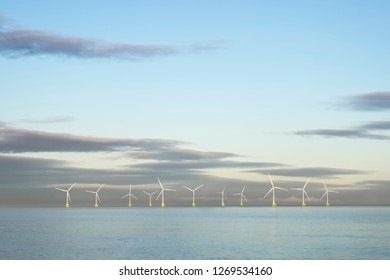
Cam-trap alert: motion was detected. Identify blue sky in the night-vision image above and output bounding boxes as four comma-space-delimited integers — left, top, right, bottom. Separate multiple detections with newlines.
1, 0, 390, 206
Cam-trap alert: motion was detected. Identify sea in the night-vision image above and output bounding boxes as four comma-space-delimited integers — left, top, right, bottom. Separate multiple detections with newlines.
0, 206, 389, 260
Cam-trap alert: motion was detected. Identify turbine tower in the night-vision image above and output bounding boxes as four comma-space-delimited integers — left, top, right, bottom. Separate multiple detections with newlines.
219, 187, 226, 207
233, 185, 247, 206
143, 191, 157, 207
290, 179, 311, 206
56, 183, 76, 208
321, 182, 339, 206
121, 185, 137, 207
156, 177, 175, 207
264, 174, 288, 207
183, 184, 203, 207
85, 185, 103, 208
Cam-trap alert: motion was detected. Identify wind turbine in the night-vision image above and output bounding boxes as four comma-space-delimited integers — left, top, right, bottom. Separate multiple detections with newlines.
85, 185, 103, 208
218, 187, 226, 207
143, 190, 157, 207
321, 182, 339, 206
121, 185, 137, 207
290, 179, 311, 206
233, 185, 247, 206
56, 183, 76, 208
264, 174, 288, 207
183, 184, 203, 207
156, 177, 176, 207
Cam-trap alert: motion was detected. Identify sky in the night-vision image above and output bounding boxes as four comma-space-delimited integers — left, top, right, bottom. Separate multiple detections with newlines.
0, 0, 390, 206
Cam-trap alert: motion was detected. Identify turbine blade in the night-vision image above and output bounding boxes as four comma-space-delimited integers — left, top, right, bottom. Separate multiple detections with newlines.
290, 188, 302, 190
302, 178, 310, 189
242, 194, 248, 202
165, 188, 176, 192
156, 190, 163, 200
183, 186, 193, 192
323, 182, 328, 191
320, 192, 327, 200
67, 193, 71, 204
85, 190, 95, 194
68, 183, 77, 191
232, 193, 241, 196
268, 173, 275, 187
328, 190, 339, 193
56, 188, 67, 192
121, 194, 130, 198
242, 185, 246, 193
143, 191, 151, 196
150, 191, 157, 195
130, 194, 138, 200
304, 190, 310, 200
96, 193, 101, 203
275, 187, 288, 191
97, 185, 104, 192
157, 177, 164, 189
194, 184, 204, 191
264, 188, 273, 198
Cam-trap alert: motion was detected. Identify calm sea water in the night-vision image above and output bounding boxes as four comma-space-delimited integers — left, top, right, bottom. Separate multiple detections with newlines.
0, 207, 389, 260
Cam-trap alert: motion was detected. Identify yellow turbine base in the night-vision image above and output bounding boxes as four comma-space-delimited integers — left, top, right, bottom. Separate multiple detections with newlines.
95, 204, 99, 208
221, 201, 225, 207
326, 202, 330, 206
192, 202, 196, 207
302, 202, 306, 207
272, 200, 276, 207
148, 203, 152, 207
161, 202, 165, 207
128, 203, 132, 207
65, 204, 70, 208
240, 203, 243, 207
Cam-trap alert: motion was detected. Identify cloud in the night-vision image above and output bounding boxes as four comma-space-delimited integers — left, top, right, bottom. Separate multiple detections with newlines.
247, 167, 365, 178
294, 121, 390, 140
18, 116, 74, 124
0, 15, 223, 59
346, 92, 390, 111
0, 123, 181, 153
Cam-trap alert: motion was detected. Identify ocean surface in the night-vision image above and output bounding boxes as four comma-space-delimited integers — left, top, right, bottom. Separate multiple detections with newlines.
0, 207, 389, 260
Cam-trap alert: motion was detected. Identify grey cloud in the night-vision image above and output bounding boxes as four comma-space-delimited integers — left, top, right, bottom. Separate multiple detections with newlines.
360, 120, 390, 131
0, 15, 223, 59
0, 124, 181, 153
294, 128, 390, 140
129, 149, 238, 161
248, 167, 365, 178
294, 119, 390, 140
346, 92, 390, 111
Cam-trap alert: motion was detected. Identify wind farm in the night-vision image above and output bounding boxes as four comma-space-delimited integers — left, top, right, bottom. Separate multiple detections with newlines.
53, 178, 344, 207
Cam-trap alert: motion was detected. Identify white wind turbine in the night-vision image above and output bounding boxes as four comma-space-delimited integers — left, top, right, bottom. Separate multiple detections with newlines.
85, 185, 103, 208
143, 190, 157, 207
290, 179, 311, 206
183, 184, 203, 207
218, 187, 226, 207
264, 174, 288, 207
233, 185, 247, 206
156, 177, 176, 207
121, 185, 137, 207
321, 182, 339, 206
56, 183, 76, 208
